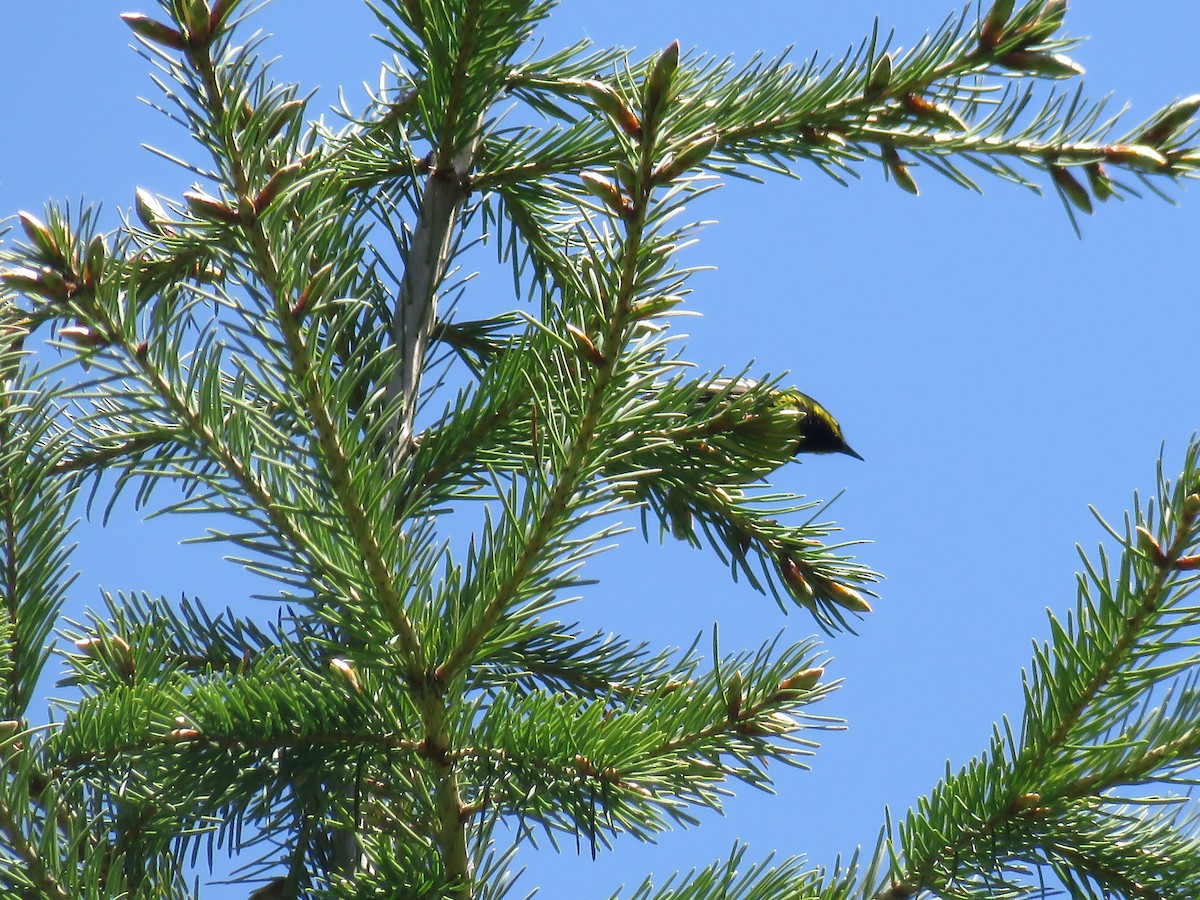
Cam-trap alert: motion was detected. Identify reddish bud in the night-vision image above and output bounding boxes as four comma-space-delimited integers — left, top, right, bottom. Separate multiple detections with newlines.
903, 94, 967, 132
184, 190, 243, 224
980, 0, 1015, 49
1135, 525, 1167, 565
83, 233, 109, 287
882, 144, 919, 195
18, 212, 60, 262
181, 0, 212, 45
580, 171, 630, 218
778, 667, 824, 695
652, 133, 719, 184
330, 657, 363, 694
0, 268, 60, 301
261, 98, 306, 142
120, 13, 186, 50
209, 0, 239, 34
1138, 94, 1200, 147
1102, 144, 1168, 172
566, 323, 608, 366
644, 40, 681, 127
73, 633, 134, 676
998, 51, 1084, 79
58, 325, 110, 349
576, 79, 642, 139
254, 160, 304, 215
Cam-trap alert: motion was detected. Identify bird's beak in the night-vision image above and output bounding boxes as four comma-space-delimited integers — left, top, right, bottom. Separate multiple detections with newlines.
842, 445, 864, 461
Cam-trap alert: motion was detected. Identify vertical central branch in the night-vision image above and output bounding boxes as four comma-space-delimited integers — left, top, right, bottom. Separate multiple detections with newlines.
387, 157, 473, 458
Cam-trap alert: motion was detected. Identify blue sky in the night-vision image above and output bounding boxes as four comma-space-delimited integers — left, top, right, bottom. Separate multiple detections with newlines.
2, 1, 1198, 896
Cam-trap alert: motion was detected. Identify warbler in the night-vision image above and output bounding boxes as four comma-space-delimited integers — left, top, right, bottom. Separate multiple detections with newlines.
700, 378, 863, 461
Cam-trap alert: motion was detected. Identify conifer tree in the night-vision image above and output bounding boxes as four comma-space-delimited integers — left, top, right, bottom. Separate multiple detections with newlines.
2, 0, 1199, 897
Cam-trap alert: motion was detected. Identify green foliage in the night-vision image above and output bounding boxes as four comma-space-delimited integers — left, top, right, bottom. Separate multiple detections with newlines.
1, 0, 1198, 897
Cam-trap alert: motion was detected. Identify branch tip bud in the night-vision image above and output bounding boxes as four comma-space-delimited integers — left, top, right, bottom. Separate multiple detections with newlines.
565, 323, 608, 366
18, 212, 59, 262
184, 190, 243, 224
980, 0, 1015, 49
866, 52, 893, 96
120, 12, 186, 50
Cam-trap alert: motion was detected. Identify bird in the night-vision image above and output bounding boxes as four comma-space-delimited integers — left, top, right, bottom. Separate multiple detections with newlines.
698, 378, 863, 461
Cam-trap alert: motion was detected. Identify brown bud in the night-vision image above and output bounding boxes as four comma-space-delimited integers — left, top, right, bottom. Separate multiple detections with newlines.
181, 0, 212, 45
261, 98, 306, 142
800, 126, 848, 149
134, 188, 172, 234
580, 171, 630, 218
1175, 555, 1200, 570
18, 212, 60, 262
209, 0, 239, 35
329, 657, 363, 694
1135, 525, 1167, 565
566, 323, 608, 366
0, 720, 21, 741
644, 40, 681, 126
0, 268, 61, 301
254, 160, 304, 215
979, 0, 1015, 49
120, 13, 186, 50
1011, 791, 1042, 811
777, 667, 824, 695
778, 554, 816, 609
576, 79, 642, 139
882, 144, 919, 195
83, 233, 109, 287
164, 727, 202, 743
1102, 144, 1168, 172
652, 133, 719, 184
58, 325, 110, 349
184, 190, 243, 224
998, 51, 1084, 79
1139, 95, 1200, 147
292, 262, 334, 319
658, 678, 693, 695
1050, 165, 1092, 215
572, 753, 595, 775
73, 634, 134, 677
902, 94, 967, 132
824, 580, 873, 613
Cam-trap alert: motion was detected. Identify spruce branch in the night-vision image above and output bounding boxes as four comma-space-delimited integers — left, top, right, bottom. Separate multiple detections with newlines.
178, 25, 425, 663
876, 440, 1200, 899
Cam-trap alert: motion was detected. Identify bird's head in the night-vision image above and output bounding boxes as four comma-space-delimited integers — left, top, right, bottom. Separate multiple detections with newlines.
778, 390, 863, 460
